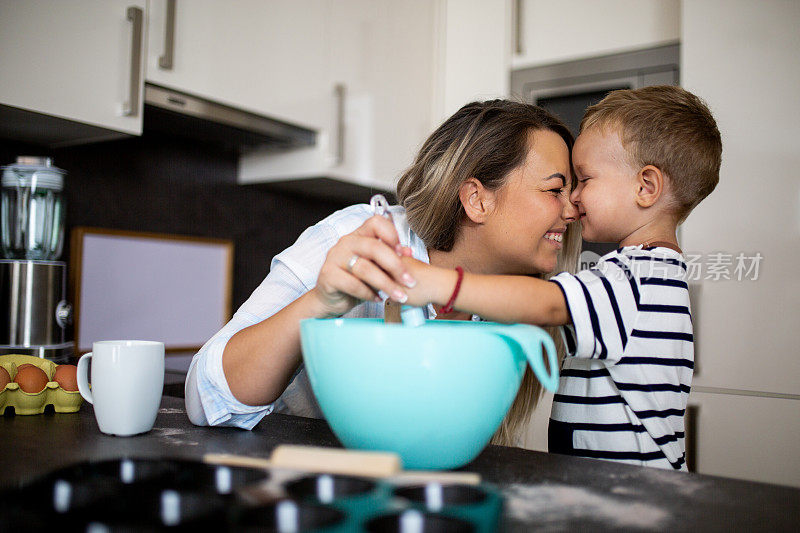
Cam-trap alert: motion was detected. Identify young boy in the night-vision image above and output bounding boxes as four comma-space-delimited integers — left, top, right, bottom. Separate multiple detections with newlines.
398, 86, 722, 470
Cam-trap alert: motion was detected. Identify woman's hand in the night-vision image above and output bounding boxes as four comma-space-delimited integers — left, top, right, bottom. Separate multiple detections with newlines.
224, 214, 417, 406
310, 215, 417, 317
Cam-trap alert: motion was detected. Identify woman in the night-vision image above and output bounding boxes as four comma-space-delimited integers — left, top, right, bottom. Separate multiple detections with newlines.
185, 100, 581, 446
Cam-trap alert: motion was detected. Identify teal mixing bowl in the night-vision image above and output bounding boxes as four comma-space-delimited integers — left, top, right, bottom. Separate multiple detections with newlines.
299, 318, 559, 470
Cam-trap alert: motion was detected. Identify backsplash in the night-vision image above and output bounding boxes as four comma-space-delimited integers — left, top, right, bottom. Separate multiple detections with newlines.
0, 134, 366, 312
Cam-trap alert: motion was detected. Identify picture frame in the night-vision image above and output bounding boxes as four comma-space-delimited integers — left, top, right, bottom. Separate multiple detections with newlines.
70, 227, 234, 355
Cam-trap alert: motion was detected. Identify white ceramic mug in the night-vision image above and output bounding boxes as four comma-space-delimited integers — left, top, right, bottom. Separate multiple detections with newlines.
77, 340, 165, 436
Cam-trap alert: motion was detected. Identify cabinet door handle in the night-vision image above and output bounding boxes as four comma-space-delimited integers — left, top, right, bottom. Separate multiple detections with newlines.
123, 6, 144, 117
514, 0, 524, 55
334, 83, 346, 165
688, 282, 701, 376
686, 404, 699, 472
159, 0, 176, 70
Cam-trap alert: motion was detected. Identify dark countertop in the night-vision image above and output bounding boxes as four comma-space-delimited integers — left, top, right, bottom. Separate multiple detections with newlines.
2, 396, 799, 531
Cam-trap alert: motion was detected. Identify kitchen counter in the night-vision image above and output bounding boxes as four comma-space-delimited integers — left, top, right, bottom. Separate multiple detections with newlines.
2, 395, 798, 531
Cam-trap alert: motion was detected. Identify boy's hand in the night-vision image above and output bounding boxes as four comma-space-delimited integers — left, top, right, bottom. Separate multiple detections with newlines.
399, 256, 456, 308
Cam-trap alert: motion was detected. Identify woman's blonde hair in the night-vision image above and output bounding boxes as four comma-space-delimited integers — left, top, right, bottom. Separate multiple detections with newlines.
492, 230, 580, 447
396, 100, 581, 446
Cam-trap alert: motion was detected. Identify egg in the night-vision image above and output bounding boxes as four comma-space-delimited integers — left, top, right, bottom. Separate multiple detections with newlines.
54, 364, 79, 392
0, 366, 10, 389
14, 365, 49, 393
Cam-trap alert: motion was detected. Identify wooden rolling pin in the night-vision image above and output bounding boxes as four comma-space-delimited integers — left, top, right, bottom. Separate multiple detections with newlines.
203, 445, 481, 485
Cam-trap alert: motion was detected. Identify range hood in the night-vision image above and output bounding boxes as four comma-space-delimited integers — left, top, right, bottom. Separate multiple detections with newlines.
143, 83, 316, 153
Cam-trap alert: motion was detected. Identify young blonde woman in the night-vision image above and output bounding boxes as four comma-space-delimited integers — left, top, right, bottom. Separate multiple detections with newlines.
185, 100, 581, 446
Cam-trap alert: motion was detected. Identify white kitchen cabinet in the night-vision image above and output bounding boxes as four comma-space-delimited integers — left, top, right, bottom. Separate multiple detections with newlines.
525, 387, 800, 488
524, 388, 800, 488
688, 391, 800, 488
239, 0, 437, 192
512, 0, 680, 69
146, 0, 330, 130
433, 0, 510, 125
0, 0, 147, 142
341, 0, 437, 189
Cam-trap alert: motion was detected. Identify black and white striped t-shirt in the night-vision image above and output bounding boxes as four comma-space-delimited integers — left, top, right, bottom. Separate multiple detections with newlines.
549, 246, 693, 470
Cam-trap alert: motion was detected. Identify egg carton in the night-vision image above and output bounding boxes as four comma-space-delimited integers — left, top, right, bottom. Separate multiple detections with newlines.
0, 457, 502, 532
0, 353, 82, 415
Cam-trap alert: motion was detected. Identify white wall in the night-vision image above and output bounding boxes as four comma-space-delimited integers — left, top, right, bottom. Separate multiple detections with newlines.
681, 1, 800, 395
680, 0, 800, 486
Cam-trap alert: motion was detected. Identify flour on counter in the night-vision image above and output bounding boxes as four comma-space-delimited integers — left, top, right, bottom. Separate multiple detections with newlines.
611, 485, 641, 497
640, 467, 709, 497
503, 483, 669, 530
151, 427, 199, 446
158, 407, 185, 414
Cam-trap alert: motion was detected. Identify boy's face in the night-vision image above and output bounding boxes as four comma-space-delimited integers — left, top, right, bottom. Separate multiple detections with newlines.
571, 126, 640, 243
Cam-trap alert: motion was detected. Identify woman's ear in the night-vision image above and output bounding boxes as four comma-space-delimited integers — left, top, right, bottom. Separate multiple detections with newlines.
636, 165, 664, 208
459, 178, 495, 223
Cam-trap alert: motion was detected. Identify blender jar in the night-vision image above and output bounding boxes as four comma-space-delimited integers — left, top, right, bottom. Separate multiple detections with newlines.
1, 156, 66, 260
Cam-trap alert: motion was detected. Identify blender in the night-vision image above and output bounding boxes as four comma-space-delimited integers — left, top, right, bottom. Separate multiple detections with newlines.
0, 156, 73, 362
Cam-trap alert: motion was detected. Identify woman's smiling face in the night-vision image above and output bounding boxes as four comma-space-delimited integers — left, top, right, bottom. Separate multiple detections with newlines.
483, 129, 577, 275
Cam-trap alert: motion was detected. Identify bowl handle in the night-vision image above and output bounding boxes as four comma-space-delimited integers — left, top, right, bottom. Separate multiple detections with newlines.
494, 325, 559, 392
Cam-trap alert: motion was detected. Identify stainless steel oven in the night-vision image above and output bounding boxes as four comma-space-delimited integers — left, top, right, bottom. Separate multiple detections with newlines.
511, 44, 680, 261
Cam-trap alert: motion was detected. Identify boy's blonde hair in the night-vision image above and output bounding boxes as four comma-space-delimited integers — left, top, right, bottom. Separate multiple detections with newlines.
581, 86, 722, 223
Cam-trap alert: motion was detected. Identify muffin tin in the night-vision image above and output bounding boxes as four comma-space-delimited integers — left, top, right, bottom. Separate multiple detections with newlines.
0, 457, 502, 532
0, 354, 82, 415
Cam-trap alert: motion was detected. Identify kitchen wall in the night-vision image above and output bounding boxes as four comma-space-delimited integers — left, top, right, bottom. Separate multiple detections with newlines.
0, 134, 359, 313
679, 0, 800, 487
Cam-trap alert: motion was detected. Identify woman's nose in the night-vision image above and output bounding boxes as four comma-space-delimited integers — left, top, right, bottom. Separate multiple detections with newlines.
561, 195, 579, 222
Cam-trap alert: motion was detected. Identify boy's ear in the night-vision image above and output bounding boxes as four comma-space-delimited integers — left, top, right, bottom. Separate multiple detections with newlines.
635, 165, 664, 208
459, 177, 495, 223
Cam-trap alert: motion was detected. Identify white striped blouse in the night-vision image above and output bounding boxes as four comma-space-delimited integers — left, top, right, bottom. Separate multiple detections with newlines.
549, 246, 693, 470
